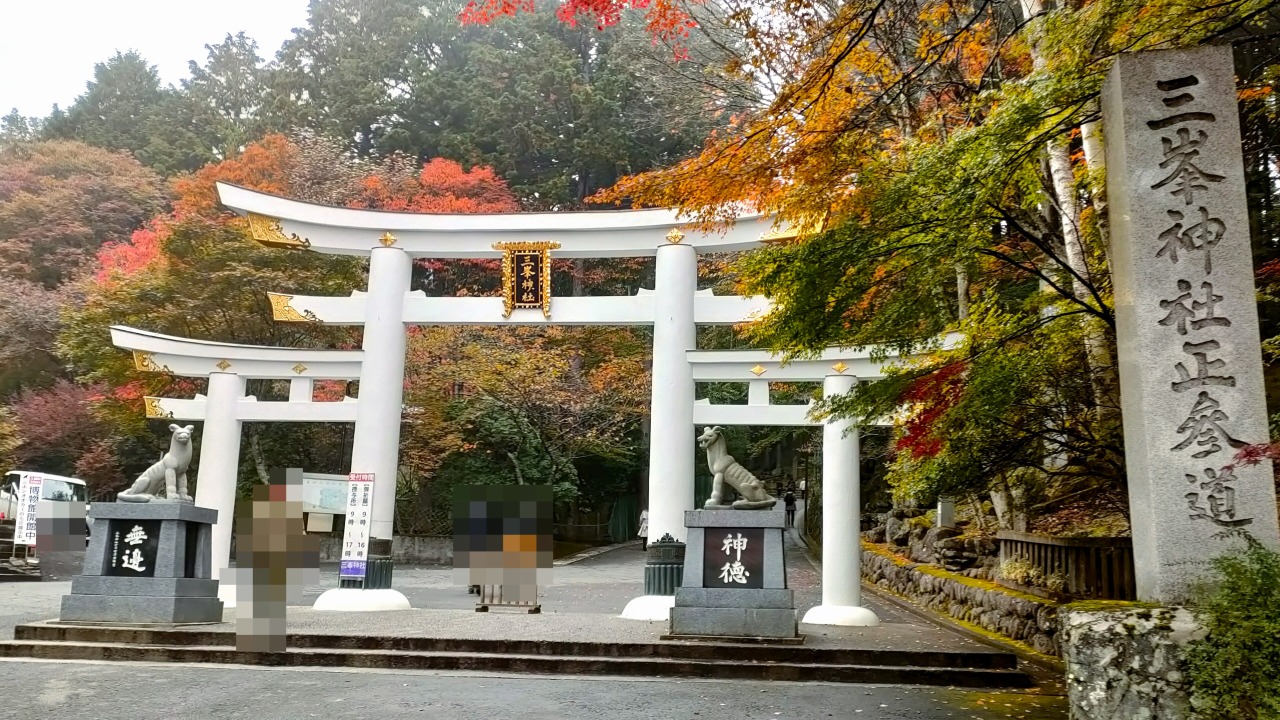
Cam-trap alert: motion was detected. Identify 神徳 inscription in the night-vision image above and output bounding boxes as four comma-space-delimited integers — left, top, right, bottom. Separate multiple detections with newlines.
702, 528, 763, 589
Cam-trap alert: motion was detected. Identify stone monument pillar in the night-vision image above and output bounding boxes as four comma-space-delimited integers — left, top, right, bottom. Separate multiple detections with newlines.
1104, 45, 1280, 602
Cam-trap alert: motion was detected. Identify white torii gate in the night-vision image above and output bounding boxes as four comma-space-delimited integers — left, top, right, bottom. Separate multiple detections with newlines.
120, 183, 928, 621
214, 182, 813, 611
111, 326, 361, 603
623, 346, 905, 624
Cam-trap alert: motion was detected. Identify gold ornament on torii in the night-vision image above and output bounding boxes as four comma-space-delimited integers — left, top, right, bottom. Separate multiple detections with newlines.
246, 213, 311, 250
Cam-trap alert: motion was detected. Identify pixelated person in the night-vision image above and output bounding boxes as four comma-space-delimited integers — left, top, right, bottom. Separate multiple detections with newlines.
233, 468, 319, 652
453, 485, 553, 608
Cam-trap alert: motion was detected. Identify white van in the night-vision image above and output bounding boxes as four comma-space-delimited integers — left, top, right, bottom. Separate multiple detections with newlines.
1, 471, 90, 528
2, 471, 89, 508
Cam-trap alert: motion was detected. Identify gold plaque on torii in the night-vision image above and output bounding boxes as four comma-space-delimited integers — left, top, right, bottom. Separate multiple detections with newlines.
493, 242, 560, 318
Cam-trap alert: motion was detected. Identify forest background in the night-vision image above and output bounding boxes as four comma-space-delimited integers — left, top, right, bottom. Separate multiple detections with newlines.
0, 0, 1278, 540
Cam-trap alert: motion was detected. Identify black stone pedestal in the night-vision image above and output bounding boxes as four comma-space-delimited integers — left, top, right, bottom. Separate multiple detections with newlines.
667, 510, 799, 640
60, 503, 222, 624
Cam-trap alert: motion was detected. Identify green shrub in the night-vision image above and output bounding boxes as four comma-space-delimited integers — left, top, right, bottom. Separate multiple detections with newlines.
1185, 537, 1280, 720
999, 558, 1043, 586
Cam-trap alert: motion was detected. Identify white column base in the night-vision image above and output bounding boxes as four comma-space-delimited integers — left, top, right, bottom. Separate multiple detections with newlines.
801, 604, 880, 627
619, 594, 675, 621
217, 575, 236, 609
313, 587, 411, 612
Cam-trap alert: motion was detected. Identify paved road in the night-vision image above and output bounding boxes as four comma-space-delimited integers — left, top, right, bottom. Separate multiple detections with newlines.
0, 530, 1067, 718
0, 659, 1066, 719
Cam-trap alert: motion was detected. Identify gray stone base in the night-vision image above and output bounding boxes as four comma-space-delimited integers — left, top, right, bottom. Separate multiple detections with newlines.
71, 575, 218, 598
60, 594, 223, 624
675, 587, 793, 609
670, 606, 798, 639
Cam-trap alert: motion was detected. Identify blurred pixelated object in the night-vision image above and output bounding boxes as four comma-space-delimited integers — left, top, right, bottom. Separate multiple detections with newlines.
35, 499, 87, 581
231, 467, 320, 652
453, 485, 553, 613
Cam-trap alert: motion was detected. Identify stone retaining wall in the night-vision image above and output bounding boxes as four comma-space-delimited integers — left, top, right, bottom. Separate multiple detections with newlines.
861, 543, 1060, 655
1060, 606, 1203, 720
318, 534, 452, 565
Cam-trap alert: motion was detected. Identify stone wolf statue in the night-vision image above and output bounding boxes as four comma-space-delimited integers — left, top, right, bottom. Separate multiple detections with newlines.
118, 424, 195, 503
698, 426, 777, 510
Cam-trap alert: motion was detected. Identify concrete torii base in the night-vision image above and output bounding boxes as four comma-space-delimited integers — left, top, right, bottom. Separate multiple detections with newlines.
313, 587, 412, 612
619, 594, 676, 621
801, 604, 880, 627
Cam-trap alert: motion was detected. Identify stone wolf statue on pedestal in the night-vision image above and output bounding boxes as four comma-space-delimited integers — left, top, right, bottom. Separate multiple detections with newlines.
118, 424, 195, 503
698, 426, 777, 510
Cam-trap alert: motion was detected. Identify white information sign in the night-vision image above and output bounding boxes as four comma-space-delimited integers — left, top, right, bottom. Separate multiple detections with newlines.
13, 473, 42, 546
302, 473, 349, 514
339, 473, 374, 578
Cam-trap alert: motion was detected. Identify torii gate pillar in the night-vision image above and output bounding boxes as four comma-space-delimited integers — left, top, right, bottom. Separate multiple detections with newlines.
194, 371, 246, 602
350, 245, 412, 543
620, 240, 696, 621
802, 373, 879, 626
647, 241, 698, 542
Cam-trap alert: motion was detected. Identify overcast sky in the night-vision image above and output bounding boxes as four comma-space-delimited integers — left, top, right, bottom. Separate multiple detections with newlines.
0, 0, 311, 118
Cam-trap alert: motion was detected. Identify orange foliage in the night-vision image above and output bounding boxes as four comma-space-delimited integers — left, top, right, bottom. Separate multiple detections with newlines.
348, 158, 520, 213
170, 134, 296, 220
594, 0, 1030, 230
96, 221, 168, 285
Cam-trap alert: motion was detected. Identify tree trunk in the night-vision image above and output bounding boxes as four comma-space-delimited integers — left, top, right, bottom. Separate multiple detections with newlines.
989, 477, 1028, 531
505, 451, 524, 485
248, 430, 270, 484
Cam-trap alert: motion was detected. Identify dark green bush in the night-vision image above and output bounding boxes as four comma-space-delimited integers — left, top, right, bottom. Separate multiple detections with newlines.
1185, 536, 1280, 720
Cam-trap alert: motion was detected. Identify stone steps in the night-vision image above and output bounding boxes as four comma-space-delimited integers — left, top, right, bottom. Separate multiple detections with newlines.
1, 624, 1033, 688
0, 639, 1032, 688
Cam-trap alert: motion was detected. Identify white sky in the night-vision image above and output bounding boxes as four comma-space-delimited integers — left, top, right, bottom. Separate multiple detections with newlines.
0, 0, 311, 117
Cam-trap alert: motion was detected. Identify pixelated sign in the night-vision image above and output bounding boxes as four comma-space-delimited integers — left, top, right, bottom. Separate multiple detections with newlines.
339, 472, 374, 578
13, 473, 42, 546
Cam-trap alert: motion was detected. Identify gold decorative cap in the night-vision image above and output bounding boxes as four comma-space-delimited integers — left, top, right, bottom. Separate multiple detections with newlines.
246, 213, 311, 250
379, 232, 398, 247
292, 363, 308, 375
750, 364, 767, 376
143, 397, 173, 419
832, 361, 849, 374
215, 359, 232, 371
665, 228, 685, 244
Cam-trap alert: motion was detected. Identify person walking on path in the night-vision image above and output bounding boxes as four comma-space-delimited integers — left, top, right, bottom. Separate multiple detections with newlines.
783, 490, 797, 528
637, 509, 649, 551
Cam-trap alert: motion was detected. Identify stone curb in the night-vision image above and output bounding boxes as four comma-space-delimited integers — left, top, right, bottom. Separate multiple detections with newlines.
552, 540, 641, 567
789, 520, 1065, 680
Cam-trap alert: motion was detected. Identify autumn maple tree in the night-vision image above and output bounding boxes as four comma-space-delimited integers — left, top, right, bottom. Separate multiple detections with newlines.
546, 0, 1278, 528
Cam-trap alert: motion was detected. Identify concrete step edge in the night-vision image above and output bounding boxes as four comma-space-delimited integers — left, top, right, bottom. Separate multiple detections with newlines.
0, 641, 1033, 688
13, 625, 1017, 669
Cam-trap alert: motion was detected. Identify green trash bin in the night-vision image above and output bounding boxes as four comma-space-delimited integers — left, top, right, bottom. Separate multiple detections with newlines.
643, 534, 685, 596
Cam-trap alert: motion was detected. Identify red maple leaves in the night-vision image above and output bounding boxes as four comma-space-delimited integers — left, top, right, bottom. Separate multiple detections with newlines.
894, 362, 968, 459
459, 0, 698, 58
